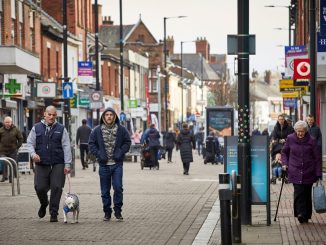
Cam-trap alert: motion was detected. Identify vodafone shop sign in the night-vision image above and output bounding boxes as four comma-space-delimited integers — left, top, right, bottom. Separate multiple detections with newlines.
293, 58, 310, 80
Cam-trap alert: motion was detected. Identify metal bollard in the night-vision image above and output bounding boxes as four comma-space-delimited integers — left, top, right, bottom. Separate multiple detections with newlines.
219, 173, 232, 245
231, 170, 241, 243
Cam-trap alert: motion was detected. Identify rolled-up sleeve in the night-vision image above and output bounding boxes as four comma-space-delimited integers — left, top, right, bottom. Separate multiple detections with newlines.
26, 127, 37, 158
61, 128, 72, 166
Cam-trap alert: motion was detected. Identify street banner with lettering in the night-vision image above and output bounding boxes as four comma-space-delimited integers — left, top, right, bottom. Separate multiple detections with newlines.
320, 0, 326, 36
78, 61, 93, 84
284, 46, 308, 77
317, 32, 326, 65
224, 135, 269, 204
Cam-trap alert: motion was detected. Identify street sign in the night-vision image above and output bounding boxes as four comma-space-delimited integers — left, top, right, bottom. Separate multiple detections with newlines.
280, 87, 307, 92
89, 101, 103, 109
62, 82, 73, 98
37, 82, 56, 97
293, 59, 310, 80
281, 91, 299, 98
78, 61, 93, 84
91, 91, 102, 102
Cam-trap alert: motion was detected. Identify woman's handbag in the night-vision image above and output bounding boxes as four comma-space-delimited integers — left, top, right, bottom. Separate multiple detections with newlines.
313, 179, 326, 213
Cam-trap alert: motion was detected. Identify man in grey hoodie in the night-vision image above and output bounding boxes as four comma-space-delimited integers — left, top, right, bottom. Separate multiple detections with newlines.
88, 107, 131, 221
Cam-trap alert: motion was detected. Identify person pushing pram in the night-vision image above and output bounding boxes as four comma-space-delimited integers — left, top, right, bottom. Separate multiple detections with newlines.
204, 132, 222, 164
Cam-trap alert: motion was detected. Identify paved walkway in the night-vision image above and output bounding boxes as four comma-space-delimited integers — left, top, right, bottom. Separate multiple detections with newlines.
0, 150, 326, 245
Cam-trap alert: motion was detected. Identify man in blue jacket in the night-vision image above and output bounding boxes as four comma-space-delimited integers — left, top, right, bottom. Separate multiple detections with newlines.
26, 105, 72, 222
88, 107, 131, 221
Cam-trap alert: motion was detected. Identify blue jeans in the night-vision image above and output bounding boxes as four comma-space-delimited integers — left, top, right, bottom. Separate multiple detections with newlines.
197, 141, 203, 155
272, 166, 282, 178
99, 163, 123, 214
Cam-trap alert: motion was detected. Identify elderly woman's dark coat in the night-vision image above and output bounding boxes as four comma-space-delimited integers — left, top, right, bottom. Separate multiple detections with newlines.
177, 129, 195, 163
281, 132, 322, 184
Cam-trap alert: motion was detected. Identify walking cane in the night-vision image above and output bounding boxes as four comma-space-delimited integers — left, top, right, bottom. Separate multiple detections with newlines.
274, 169, 287, 221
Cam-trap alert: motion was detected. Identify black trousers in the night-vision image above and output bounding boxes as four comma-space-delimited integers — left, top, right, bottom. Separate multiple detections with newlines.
183, 162, 190, 172
166, 148, 173, 161
293, 183, 313, 219
79, 144, 89, 167
34, 164, 65, 216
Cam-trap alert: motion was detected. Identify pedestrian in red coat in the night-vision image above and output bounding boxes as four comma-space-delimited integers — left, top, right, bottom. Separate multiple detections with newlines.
281, 120, 322, 224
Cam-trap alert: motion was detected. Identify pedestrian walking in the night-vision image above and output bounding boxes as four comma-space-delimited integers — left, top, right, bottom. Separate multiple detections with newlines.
306, 114, 322, 152
88, 107, 131, 221
164, 128, 176, 163
26, 106, 72, 222
0, 116, 23, 182
281, 120, 322, 224
177, 123, 196, 175
131, 129, 141, 144
270, 114, 294, 160
76, 119, 92, 170
195, 127, 204, 156
143, 124, 161, 170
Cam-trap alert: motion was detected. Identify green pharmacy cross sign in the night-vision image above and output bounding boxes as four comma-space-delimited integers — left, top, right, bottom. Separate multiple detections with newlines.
5, 79, 21, 94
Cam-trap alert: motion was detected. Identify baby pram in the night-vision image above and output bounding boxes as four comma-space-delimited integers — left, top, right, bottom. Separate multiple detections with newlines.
140, 144, 156, 170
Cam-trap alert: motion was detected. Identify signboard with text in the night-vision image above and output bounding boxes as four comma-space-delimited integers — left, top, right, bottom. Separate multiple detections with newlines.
224, 135, 269, 204
78, 61, 93, 84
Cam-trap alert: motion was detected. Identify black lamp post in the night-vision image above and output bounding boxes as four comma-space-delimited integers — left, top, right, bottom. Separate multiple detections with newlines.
164, 16, 186, 131
95, 0, 100, 123
120, 0, 124, 111
63, 0, 70, 133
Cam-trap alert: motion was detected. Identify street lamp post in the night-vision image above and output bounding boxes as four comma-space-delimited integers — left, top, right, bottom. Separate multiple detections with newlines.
164, 16, 186, 131
180, 40, 195, 124
95, 0, 100, 123
119, 0, 124, 112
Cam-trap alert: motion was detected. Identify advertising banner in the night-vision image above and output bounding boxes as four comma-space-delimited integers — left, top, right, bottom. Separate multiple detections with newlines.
224, 135, 269, 204
320, 0, 326, 36
284, 46, 308, 77
206, 107, 234, 137
78, 61, 93, 84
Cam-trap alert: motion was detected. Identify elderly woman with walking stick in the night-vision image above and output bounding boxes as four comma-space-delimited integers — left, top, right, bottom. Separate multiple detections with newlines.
281, 120, 322, 224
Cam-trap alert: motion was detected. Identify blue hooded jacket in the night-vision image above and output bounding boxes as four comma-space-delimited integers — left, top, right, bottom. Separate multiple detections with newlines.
88, 107, 131, 165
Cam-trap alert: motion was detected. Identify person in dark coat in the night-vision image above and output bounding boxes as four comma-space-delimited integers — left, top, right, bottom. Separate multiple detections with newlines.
164, 128, 176, 163
76, 119, 92, 169
281, 120, 322, 224
306, 115, 322, 151
0, 116, 24, 182
271, 114, 294, 160
195, 127, 204, 156
177, 123, 196, 175
144, 124, 161, 169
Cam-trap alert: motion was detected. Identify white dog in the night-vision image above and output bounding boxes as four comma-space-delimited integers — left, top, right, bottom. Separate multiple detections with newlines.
63, 193, 80, 224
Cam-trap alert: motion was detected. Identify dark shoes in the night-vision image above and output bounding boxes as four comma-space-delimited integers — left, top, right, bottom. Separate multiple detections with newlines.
50, 215, 58, 222
114, 212, 123, 220
183, 171, 189, 175
38, 202, 48, 218
103, 213, 111, 221
297, 214, 308, 224
0, 177, 8, 182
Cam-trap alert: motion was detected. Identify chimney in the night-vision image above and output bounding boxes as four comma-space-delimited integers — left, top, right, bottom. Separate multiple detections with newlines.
102, 16, 114, 26
166, 36, 174, 56
195, 37, 210, 61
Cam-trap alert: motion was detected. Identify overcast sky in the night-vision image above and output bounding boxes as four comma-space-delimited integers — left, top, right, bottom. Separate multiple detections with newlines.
97, 0, 290, 76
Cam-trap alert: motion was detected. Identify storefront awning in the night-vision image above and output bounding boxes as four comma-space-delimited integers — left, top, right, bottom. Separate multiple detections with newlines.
0, 46, 40, 75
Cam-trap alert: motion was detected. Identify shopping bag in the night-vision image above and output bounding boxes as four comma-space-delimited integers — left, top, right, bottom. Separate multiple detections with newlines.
313, 179, 326, 213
